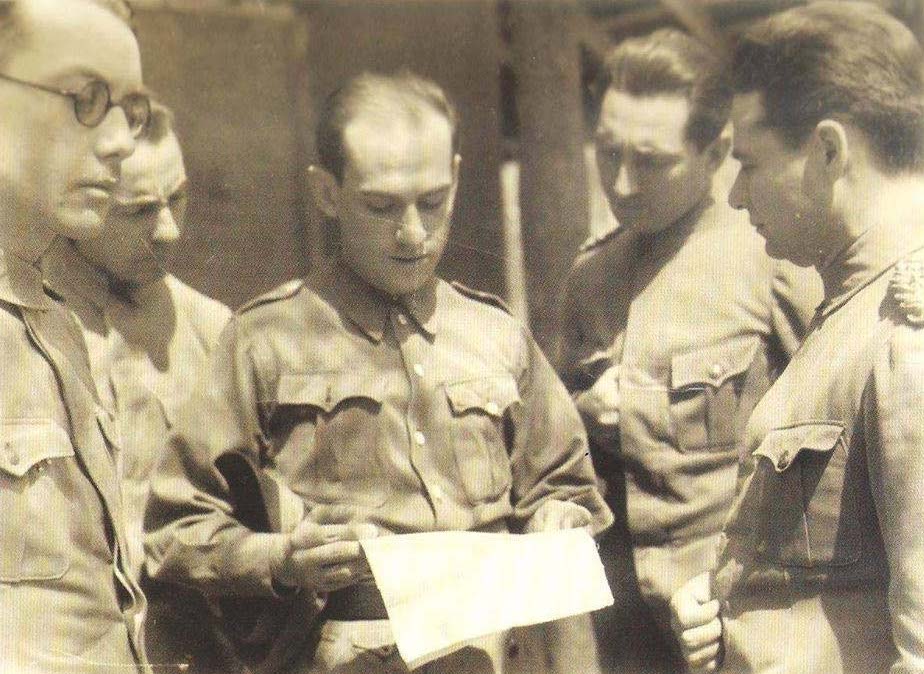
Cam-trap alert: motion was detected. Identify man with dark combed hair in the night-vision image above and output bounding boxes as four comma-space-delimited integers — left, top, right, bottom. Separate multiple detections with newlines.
0, 0, 151, 672
557, 27, 820, 671
146, 70, 612, 674
671, 3, 924, 672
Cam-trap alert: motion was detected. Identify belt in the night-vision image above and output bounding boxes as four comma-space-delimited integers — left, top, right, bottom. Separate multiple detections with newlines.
325, 582, 389, 621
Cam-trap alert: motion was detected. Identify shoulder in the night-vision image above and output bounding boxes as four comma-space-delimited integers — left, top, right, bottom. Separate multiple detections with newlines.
885, 249, 924, 329
449, 280, 512, 316
236, 279, 306, 317
577, 225, 621, 255
165, 276, 234, 348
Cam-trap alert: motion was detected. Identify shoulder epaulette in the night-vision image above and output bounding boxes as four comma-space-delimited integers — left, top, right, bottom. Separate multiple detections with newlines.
450, 281, 512, 315
237, 279, 304, 314
888, 251, 924, 327
578, 225, 621, 254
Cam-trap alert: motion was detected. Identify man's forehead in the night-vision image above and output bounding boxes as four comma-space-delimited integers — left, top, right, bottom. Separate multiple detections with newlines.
6, 0, 141, 91
117, 136, 186, 199
342, 108, 454, 186
596, 89, 690, 150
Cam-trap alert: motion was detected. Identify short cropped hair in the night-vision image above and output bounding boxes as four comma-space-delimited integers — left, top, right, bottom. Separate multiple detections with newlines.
732, 1, 924, 174
595, 28, 733, 150
315, 70, 459, 182
0, 0, 134, 67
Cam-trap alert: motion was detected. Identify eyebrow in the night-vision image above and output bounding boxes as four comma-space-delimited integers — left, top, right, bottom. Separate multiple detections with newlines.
360, 184, 453, 199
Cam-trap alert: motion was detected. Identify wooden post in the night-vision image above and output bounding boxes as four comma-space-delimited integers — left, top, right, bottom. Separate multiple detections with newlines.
509, 0, 589, 355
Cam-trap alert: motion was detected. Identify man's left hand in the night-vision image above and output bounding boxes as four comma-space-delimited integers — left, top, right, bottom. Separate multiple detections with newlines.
524, 500, 593, 533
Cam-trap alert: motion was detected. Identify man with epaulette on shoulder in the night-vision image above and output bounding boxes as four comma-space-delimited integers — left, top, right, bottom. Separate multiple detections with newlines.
672, 4, 924, 672
145, 70, 612, 674
557, 28, 822, 671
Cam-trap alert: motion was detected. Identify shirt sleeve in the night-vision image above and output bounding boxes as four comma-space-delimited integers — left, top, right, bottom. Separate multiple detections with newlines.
864, 326, 924, 674
508, 325, 613, 535
144, 317, 292, 598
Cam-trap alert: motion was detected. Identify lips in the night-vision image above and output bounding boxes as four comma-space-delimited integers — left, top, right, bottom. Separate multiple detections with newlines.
391, 254, 429, 264
76, 178, 118, 195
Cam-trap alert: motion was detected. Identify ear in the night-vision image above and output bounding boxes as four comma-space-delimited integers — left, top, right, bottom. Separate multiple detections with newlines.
811, 120, 849, 179
703, 130, 732, 172
446, 154, 462, 212
308, 165, 340, 219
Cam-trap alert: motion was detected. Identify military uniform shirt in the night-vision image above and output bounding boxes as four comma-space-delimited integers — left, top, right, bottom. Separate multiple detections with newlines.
715, 219, 924, 674
0, 248, 146, 673
43, 240, 232, 578
559, 198, 821, 602
145, 262, 612, 599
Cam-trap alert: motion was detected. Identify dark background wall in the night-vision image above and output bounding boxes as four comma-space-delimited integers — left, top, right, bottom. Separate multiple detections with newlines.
134, 2, 505, 312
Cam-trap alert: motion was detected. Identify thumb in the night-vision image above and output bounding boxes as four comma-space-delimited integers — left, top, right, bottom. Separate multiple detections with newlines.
307, 504, 355, 526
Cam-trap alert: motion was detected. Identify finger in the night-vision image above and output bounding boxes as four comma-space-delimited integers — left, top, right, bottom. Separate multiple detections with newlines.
680, 618, 723, 652
686, 641, 721, 669
675, 597, 720, 629
318, 565, 360, 592
561, 507, 592, 530
307, 541, 364, 566
344, 523, 379, 541
306, 504, 356, 526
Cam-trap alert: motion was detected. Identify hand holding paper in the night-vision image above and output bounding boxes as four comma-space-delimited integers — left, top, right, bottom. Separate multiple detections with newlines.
360, 529, 614, 669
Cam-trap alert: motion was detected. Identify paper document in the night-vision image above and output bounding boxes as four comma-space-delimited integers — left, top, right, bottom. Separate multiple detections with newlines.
360, 528, 614, 669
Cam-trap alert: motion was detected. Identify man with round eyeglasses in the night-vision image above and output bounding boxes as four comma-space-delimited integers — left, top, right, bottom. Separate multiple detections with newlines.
0, 1, 152, 672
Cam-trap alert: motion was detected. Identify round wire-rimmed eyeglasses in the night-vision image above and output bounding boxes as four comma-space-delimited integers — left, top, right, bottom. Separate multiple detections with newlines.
0, 72, 151, 136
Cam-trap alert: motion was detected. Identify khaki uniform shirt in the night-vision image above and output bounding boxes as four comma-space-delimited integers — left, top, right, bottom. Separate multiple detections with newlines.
0, 248, 146, 673
43, 241, 232, 578
558, 199, 820, 603
715, 220, 924, 674
145, 263, 612, 601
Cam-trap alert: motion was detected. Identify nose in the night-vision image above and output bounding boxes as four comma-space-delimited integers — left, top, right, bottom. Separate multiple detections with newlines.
728, 170, 746, 210
614, 160, 638, 199
94, 106, 135, 166
152, 205, 181, 244
396, 205, 427, 249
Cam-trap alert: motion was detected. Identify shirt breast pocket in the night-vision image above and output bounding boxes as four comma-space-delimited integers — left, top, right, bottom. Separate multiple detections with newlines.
669, 338, 759, 451
275, 372, 388, 507
0, 419, 75, 582
444, 375, 520, 504
754, 422, 860, 567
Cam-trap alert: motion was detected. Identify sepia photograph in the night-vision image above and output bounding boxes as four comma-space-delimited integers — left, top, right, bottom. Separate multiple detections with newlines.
2, 0, 924, 673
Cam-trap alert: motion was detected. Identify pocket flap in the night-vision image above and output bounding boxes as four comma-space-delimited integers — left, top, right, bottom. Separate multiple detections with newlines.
276, 373, 383, 413
753, 422, 845, 472
671, 338, 759, 390
0, 420, 75, 477
444, 375, 520, 418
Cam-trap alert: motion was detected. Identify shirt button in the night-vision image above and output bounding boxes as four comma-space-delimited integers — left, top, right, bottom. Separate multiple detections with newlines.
431, 484, 444, 501
413, 363, 424, 377
485, 401, 500, 416
414, 431, 426, 445
778, 450, 790, 469
8, 451, 19, 466
710, 363, 725, 380
397, 313, 408, 326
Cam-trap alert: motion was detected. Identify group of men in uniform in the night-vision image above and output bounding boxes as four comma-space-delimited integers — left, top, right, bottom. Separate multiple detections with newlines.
1, 1, 924, 674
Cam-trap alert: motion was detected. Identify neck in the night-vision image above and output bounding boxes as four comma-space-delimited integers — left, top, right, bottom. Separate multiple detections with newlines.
816, 172, 924, 269
0, 203, 56, 264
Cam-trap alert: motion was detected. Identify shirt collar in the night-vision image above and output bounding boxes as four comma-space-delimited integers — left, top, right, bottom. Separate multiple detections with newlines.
309, 260, 440, 342
0, 247, 54, 310
42, 238, 112, 313
636, 196, 713, 261
817, 216, 924, 319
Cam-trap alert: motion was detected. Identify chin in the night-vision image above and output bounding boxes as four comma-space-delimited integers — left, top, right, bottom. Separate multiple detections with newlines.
55, 205, 109, 241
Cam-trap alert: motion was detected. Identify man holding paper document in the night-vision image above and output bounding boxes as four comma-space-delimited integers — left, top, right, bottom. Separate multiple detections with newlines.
145, 70, 612, 674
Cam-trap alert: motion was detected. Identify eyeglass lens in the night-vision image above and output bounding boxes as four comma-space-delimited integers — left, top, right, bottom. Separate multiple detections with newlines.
74, 80, 150, 133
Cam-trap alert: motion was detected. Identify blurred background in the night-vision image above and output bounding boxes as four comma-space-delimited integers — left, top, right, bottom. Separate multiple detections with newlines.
132, 0, 924, 352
